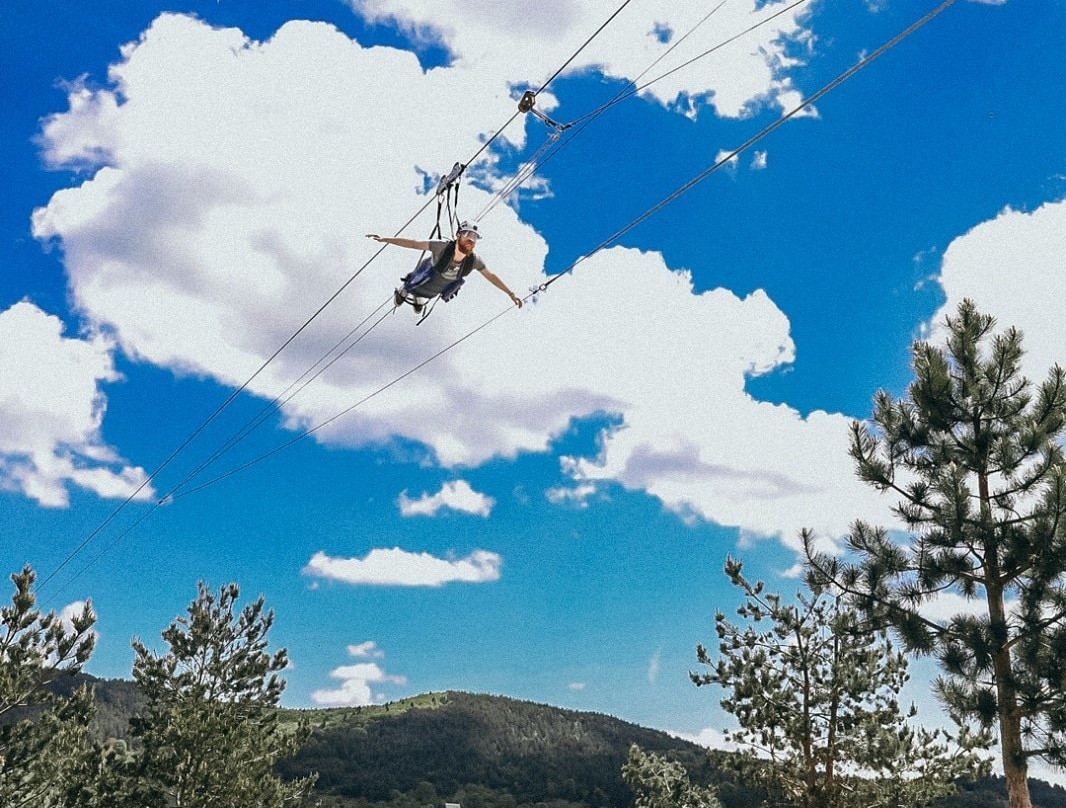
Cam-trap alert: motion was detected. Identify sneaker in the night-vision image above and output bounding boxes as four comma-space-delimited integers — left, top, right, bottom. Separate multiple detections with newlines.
394, 289, 405, 307
412, 301, 424, 314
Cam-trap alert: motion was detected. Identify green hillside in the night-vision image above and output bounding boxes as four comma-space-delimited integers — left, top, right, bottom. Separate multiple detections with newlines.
277, 690, 746, 808
66, 677, 1066, 808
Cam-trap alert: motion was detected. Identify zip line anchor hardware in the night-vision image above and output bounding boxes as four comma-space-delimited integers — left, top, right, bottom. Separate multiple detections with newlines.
518, 90, 537, 113
436, 161, 466, 197
517, 90, 572, 134
431, 162, 466, 238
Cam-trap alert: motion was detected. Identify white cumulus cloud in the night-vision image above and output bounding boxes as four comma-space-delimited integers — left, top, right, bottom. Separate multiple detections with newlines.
346, 0, 813, 119
303, 547, 503, 587
398, 479, 494, 517
311, 643, 406, 706
930, 200, 1066, 386
30, 13, 901, 546
0, 301, 151, 507
549, 253, 894, 545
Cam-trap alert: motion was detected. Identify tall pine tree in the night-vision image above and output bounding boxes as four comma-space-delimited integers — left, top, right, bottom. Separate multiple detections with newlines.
0, 565, 96, 808
806, 300, 1066, 808
130, 581, 315, 807
694, 558, 988, 808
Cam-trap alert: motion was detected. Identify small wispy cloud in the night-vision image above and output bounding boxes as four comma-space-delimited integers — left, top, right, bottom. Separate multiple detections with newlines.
398, 480, 494, 518
347, 640, 385, 659
648, 648, 662, 685
715, 149, 740, 170
546, 482, 597, 508
778, 562, 804, 579
304, 547, 503, 587
750, 150, 768, 171
568, 682, 587, 691
670, 726, 740, 752
311, 643, 407, 707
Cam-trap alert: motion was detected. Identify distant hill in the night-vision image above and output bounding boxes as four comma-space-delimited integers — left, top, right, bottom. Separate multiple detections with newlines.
940, 777, 1066, 808
47, 671, 143, 742
276, 690, 755, 808
62, 677, 1066, 808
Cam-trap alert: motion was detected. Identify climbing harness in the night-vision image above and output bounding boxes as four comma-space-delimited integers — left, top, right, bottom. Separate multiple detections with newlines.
434, 161, 465, 238
396, 238, 479, 325
389, 160, 474, 323
391, 155, 484, 325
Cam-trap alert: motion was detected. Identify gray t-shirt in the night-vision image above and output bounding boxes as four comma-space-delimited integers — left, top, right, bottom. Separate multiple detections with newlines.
427, 240, 486, 280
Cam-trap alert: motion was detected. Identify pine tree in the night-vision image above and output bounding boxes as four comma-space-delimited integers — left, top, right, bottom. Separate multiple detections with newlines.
805, 299, 1066, 808
0, 565, 97, 808
130, 581, 316, 807
63, 738, 156, 808
622, 744, 723, 808
694, 558, 990, 808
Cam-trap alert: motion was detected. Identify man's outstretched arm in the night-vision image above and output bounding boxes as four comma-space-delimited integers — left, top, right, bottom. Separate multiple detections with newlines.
367, 234, 430, 250
479, 267, 523, 308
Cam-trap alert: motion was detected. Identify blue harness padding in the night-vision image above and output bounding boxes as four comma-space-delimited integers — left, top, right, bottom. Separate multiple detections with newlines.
402, 241, 476, 302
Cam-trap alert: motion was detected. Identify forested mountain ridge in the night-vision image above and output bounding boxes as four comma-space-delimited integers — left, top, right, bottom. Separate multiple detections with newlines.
277, 690, 739, 808
63, 676, 1066, 808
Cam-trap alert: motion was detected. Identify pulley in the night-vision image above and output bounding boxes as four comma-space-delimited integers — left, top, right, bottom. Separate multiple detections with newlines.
517, 90, 572, 133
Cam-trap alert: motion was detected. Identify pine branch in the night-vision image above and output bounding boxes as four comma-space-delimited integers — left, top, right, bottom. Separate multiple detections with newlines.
1005, 606, 1066, 653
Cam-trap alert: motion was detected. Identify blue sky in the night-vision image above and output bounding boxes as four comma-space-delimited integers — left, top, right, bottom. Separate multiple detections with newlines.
4, 0, 1066, 778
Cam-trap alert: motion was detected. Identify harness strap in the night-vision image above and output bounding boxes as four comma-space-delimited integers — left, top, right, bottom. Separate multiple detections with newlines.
402, 242, 477, 297
434, 241, 477, 279
432, 196, 444, 240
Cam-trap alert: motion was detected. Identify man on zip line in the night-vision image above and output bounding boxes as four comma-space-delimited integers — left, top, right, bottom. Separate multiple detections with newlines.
367, 221, 524, 315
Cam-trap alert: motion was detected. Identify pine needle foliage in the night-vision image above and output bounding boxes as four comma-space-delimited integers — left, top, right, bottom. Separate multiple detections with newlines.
694, 558, 990, 808
130, 581, 316, 807
0, 565, 97, 808
622, 744, 723, 808
805, 300, 1066, 808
